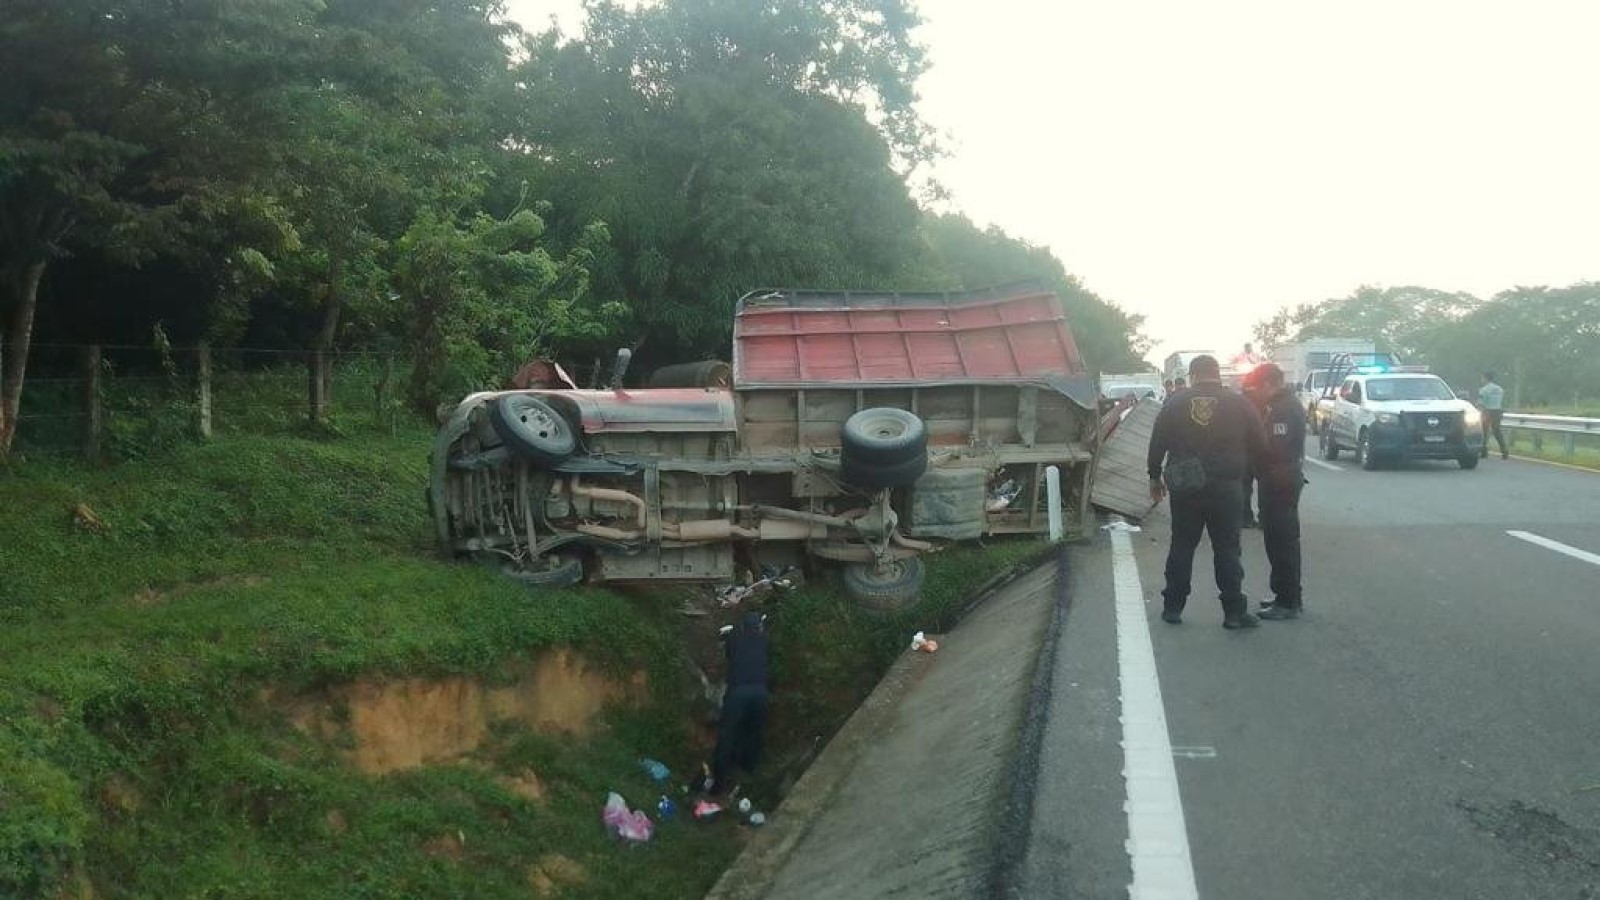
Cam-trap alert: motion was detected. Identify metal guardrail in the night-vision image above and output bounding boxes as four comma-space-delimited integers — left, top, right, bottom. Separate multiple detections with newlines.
1502, 412, 1600, 457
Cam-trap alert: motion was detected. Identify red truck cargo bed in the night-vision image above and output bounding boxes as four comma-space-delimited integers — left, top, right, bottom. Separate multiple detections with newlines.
732, 283, 1086, 388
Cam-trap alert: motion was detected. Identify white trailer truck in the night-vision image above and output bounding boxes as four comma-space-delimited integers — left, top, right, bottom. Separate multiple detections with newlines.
1267, 337, 1377, 425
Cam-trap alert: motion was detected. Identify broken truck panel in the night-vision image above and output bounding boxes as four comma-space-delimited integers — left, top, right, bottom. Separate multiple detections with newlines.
1089, 399, 1161, 520
429, 283, 1102, 607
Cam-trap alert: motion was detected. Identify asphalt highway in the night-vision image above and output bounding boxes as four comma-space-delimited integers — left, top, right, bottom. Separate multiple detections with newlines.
1022, 441, 1600, 899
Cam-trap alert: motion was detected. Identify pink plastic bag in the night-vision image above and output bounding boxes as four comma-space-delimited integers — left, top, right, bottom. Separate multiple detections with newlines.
617, 809, 653, 842
602, 792, 653, 842
603, 792, 629, 833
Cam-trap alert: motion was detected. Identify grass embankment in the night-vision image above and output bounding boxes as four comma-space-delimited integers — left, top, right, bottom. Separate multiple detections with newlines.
1504, 405, 1600, 471
0, 428, 1040, 899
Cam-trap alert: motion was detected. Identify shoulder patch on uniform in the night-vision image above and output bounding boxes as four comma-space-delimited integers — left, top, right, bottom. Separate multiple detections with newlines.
1189, 396, 1216, 426
1273, 422, 1288, 436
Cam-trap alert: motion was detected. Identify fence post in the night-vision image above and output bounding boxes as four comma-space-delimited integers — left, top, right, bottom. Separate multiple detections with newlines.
308, 350, 328, 424
196, 343, 213, 439
380, 353, 396, 434
81, 345, 102, 459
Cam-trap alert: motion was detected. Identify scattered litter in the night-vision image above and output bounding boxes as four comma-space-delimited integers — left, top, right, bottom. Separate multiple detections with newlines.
656, 796, 677, 821
1101, 520, 1142, 533
72, 503, 108, 534
716, 566, 799, 608
602, 792, 654, 842
909, 631, 939, 653
640, 758, 670, 782
985, 479, 1022, 512
737, 797, 753, 815
747, 811, 767, 827
692, 799, 723, 820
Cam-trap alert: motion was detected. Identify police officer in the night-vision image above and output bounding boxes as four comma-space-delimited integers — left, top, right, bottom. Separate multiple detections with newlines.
1239, 373, 1269, 529
711, 612, 770, 793
1249, 363, 1306, 620
1148, 355, 1267, 629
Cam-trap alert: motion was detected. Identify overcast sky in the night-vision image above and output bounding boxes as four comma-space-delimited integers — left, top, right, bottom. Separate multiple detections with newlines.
503, 0, 1600, 365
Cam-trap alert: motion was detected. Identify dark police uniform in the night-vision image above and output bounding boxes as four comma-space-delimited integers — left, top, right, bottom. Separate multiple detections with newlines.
1257, 385, 1306, 612
1148, 384, 1266, 623
712, 613, 770, 792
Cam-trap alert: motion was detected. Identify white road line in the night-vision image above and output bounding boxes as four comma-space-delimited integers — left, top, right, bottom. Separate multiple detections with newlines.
1305, 457, 1343, 472
1111, 527, 1200, 900
1506, 530, 1600, 568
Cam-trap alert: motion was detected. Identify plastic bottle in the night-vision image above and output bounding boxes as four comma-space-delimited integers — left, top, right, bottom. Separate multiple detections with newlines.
657, 795, 676, 821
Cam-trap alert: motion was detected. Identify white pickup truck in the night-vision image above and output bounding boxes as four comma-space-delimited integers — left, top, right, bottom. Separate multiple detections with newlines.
1318, 371, 1486, 470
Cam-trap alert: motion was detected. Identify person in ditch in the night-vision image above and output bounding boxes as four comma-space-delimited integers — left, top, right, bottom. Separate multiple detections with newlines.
711, 612, 771, 793
1248, 364, 1306, 620
1147, 355, 1268, 629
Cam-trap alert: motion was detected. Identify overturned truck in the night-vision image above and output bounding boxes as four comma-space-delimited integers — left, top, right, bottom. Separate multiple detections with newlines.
429, 283, 1100, 608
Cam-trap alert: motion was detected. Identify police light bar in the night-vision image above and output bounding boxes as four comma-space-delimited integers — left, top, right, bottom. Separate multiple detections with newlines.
1354, 364, 1387, 374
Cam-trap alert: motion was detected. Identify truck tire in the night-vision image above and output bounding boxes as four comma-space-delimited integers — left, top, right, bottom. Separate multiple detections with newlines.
1458, 454, 1479, 470
840, 452, 928, 490
648, 360, 732, 388
1321, 429, 1339, 461
841, 408, 927, 467
502, 555, 584, 588
842, 557, 926, 613
490, 395, 576, 466
1358, 429, 1379, 470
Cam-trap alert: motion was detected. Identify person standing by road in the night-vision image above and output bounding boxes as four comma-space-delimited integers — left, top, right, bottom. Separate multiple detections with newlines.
1147, 355, 1268, 629
1249, 364, 1306, 621
1478, 371, 1508, 460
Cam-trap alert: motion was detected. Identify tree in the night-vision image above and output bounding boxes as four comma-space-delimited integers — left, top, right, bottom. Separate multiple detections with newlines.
512, 0, 936, 359
0, 0, 326, 456
917, 213, 1150, 370
1254, 285, 1479, 360
397, 205, 621, 408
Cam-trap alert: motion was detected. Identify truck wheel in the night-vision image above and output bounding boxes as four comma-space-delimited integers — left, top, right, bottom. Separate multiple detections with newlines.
1321, 430, 1339, 461
842, 557, 926, 613
841, 408, 927, 466
1358, 430, 1380, 470
1458, 454, 1480, 470
491, 395, 576, 465
502, 555, 584, 588
840, 452, 928, 490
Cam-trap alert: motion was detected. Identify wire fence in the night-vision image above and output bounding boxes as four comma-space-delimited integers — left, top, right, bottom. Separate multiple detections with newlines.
11, 344, 408, 459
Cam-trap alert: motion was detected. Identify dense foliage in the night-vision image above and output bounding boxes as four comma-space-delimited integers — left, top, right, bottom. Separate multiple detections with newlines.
1255, 282, 1600, 407
0, 0, 1146, 456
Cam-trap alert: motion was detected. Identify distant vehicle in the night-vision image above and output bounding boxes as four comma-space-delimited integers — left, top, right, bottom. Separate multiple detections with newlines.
1100, 371, 1163, 401
1266, 338, 1377, 427
1298, 370, 1340, 430
1162, 350, 1217, 384
1308, 351, 1402, 435
1318, 369, 1485, 470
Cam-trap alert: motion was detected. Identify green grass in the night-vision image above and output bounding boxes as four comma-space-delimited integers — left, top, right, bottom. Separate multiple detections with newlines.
0, 427, 1040, 898
1505, 434, 1600, 471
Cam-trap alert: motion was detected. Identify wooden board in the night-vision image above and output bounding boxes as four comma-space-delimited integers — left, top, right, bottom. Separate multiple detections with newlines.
1090, 400, 1160, 520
